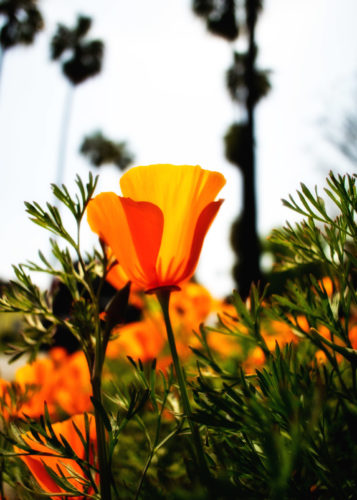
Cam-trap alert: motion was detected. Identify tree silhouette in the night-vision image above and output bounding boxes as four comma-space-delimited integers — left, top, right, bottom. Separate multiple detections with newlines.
0, 0, 43, 85
192, 0, 270, 297
80, 130, 134, 171
50, 15, 104, 189
327, 112, 357, 165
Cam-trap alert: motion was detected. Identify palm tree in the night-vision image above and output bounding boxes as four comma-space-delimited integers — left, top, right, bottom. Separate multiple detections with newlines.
192, 0, 270, 297
0, 0, 43, 88
80, 130, 134, 171
50, 15, 104, 189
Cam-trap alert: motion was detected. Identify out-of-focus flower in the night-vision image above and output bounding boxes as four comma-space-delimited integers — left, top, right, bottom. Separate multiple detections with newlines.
107, 317, 166, 362
15, 414, 97, 499
349, 324, 357, 349
87, 164, 225, 292
55, 351, 92, 415
0, 379, 52, 422
315, 349, 328, 364
315, 277, 335, 297
106, 281, 220, 369
215, 301, 240, 331
243, 346, 266, 374
170, 281, 215, 331
15, 356, 58, 417
15, 349, 92, 418
262, 320, 299, 350
207, 331, 242, 358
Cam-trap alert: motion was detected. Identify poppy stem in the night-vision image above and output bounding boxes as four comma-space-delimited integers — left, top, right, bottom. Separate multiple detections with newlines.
92, 336, 112, 500
156, 289, 211, 484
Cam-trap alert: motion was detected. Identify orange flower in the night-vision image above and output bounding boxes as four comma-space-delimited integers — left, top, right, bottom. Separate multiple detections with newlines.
87, 164, 225, 292
15, 349, 92, 418
15, 414, 97, 499
107, 317, 166, 362
243, 346, 266, 374
262, 320, 299, 350
169, 281, 215, 331
349, 324, 357, 349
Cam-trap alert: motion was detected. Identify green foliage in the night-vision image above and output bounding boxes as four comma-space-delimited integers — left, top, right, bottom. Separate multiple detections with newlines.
226, 50, 271, 106
1, 170, 356, 499
50, 15, 104, 85
80, 130, 134, 171
0, 172, 208, 498
189, 171, 357, 498
192, 0, 239, 41
0, 0, 44, 50
224, 122, 250, 171
0, 174, 102, 363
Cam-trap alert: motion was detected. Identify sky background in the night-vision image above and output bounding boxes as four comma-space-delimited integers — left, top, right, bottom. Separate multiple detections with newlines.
0, 0, 356, 297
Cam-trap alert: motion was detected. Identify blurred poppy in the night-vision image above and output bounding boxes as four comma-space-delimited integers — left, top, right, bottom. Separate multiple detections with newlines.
107, 317, 166, 362
170, 281, 215, 331
15, 414, 97, 499
87, 164, 225, 292
15, 349, 92, 418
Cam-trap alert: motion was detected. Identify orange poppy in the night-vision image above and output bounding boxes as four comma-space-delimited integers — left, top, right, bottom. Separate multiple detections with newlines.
106, 317, 166, 361
15, 349, 92, 419
87, 164, 225, 292
15, 414, 97, 499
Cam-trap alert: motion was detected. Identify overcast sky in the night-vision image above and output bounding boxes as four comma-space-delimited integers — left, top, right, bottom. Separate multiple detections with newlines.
0, 0, 356, 297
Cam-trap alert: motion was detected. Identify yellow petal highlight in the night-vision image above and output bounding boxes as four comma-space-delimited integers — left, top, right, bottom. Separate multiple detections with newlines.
88, 164, 225, 291
120, 164, 226, 283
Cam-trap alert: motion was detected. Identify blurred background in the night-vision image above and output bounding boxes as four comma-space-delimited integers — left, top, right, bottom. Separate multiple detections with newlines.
0, 0, 356, 298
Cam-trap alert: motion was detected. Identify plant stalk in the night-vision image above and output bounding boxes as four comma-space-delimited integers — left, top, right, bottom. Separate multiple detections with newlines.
92, 372, 112, 500
156, 289, 211, 483
91, 318, 111, 500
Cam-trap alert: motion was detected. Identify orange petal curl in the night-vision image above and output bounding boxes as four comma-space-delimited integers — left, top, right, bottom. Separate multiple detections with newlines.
87, 164, 226, 291
15, 414, 97, 499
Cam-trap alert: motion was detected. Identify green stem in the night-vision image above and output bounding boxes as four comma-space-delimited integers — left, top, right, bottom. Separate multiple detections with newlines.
0, 456, 4, 500
91, 313, 111, 500
156, 290, 211, 483
92, 374, 112, 500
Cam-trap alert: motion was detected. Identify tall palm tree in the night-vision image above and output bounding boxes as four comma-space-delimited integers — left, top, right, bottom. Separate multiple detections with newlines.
0, 0, 43, 89
50, 15, 104, 189
192, 0, 270, 297
80, 130, 134, 171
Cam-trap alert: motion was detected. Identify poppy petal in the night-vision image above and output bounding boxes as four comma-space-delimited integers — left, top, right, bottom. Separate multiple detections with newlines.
16, 415, 96, 498
119, 197, 163, 287
120, 164, 226, 282
87, 192, 163, 288
180, 199, 224, 282
20, 455, 62, 494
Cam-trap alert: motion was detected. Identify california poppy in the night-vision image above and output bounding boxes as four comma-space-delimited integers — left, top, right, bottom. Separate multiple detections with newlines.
106, 317, 166, 361
87, 164, 225, 292
15, 414, 97, 499
15, 350, 92, 418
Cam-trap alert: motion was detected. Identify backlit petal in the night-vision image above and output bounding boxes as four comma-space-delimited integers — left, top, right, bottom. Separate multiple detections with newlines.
120, 164, 226, 280
180, 199, 224, 282
15, 415, 97, 499
120, 197, 163, 287
21, 456, 62, 494
87, 192, 163, 289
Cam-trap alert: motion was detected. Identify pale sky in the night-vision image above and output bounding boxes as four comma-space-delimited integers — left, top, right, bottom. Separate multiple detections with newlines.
0, 0, 356, 297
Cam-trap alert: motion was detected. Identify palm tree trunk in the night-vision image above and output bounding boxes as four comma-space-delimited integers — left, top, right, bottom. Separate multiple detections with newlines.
55, 83, 74, 192
0, 46, 5, 100
238, 2, 261, 298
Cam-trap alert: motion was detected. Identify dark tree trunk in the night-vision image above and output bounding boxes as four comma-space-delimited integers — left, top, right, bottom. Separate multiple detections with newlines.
232, 2, 261, 298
